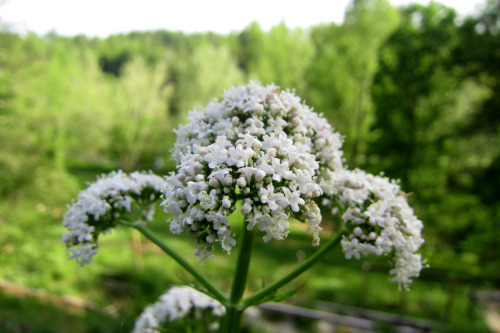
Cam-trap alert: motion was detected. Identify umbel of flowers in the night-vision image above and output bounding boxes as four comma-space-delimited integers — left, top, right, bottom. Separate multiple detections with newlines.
133, 286, 226, 333
62, 171, 164, 266
62, 82, 425, 333
162, 82, 344, 259
322, 168, 424, 285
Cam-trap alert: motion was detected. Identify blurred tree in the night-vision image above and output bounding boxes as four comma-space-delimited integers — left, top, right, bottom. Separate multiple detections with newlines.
0, 32, 39, 196
451, 0, 500, 277
369, 3, 460, 187
235, 22, 266, 74
0, 34, 96, 198
454, 0, 500, 168
97, 32, 169, 76
369, 2, 500, 277
167, 40, 244, 121
306, 0, 399, 167
108, 56, 172, 171
243, 22, 313, 92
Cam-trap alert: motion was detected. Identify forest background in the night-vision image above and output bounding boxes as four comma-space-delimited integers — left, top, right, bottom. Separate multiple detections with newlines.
0, 0, 499, 332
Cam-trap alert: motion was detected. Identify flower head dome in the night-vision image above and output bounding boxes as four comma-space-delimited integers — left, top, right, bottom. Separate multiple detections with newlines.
323, 168, 425, 286
62, 171, 165, 266
162, 82, 344, 259
133, 286, 225, 333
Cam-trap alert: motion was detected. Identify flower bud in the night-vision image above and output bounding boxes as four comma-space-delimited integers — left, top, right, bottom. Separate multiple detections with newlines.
255, 170, 266, 182
222, 196, 231, 209
237, 177, 247, 188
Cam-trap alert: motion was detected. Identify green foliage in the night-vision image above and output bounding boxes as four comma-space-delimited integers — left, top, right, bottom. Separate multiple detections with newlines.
364, 2, 499, 284
369, 3, 461, 183
238, 22, 313, 92
168, 40, 244, 121
107, 56, 172, 171
306, 0, 399, 166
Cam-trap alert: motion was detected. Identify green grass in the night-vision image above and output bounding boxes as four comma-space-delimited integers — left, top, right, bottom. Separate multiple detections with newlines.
0, 289, 132, 333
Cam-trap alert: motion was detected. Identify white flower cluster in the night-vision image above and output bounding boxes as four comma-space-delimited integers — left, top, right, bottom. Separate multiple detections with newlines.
62, 170, 165, 266
132, 286, 225, 333
322, 168, 425, 285
162, 82, 344, 259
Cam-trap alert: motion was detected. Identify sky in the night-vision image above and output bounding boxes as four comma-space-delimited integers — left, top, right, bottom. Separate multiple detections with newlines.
1, 0, 486, 38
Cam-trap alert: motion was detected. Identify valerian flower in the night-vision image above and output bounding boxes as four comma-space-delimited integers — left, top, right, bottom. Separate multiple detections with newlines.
62, 171, 164, 266
162, 82, 344, 259
132, 286, 226, 333
321, 168, 425, 286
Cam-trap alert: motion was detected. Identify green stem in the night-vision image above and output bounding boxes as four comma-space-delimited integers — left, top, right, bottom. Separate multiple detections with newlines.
221, 306, 244, 333
221, 224, 255, 333
133, 224, 228, 304
230, 226, 255, 304
243, 230, 346, 307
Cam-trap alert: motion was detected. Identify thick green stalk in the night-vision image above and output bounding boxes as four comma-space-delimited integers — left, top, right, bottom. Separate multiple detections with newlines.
230, 226, 255, 303
220, 225, 255, 333
243, 230, 346, 307
133, 224, 228, 304
221, 306, 244, 333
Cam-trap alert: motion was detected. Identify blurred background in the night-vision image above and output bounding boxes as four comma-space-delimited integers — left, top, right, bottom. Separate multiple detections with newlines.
0, 0, 499, 332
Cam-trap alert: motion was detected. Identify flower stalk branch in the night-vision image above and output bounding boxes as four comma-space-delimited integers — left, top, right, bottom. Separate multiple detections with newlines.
244, 229, 346, 307
133, 224, 228, 304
